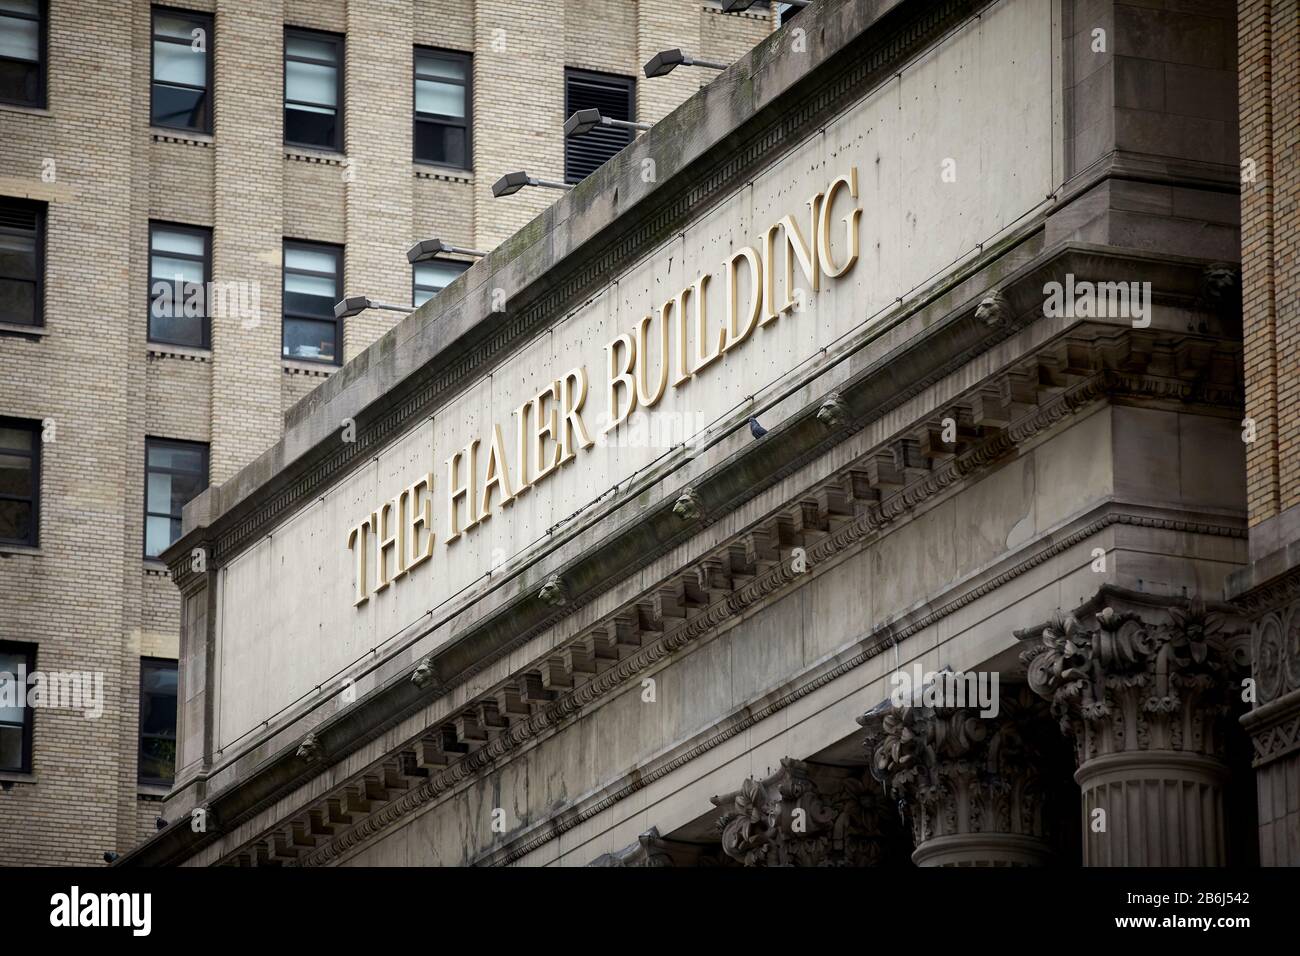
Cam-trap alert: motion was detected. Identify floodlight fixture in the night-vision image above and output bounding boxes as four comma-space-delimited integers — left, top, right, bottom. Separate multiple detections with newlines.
563, 108, 653, 138
334, 296, 416, 319
406, 238, 488, 263
643, 48, 728, 78
492, 170, 574, 197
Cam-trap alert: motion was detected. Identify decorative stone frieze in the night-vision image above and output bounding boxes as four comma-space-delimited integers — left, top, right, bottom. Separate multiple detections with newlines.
859, 686, 1055, 866
709, 758, 892, 867
1018, 588, 1249, 865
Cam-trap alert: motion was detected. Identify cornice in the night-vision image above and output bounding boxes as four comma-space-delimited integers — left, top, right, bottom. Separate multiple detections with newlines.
285, 369, 1244, 867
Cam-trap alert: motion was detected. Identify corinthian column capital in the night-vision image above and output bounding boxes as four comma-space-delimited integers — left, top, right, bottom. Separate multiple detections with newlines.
858, 685, 1055, 866
708, 758, 893, 867
1018, 592, 1248, 764
1017, 587, 1249, 866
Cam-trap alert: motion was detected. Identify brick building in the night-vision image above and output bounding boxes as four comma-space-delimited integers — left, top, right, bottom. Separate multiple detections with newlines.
1228, 0, 1300, 866
0, 0, 772, 865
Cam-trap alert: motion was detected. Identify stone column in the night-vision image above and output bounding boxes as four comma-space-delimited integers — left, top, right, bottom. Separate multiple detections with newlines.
860, 687, 1056, 866
708, 758, 895, 867
1019, 590, 1248, 866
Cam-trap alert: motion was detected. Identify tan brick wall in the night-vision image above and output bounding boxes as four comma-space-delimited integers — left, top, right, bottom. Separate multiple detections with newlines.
0, 0, 768, 865
1239, 0, 1300, 526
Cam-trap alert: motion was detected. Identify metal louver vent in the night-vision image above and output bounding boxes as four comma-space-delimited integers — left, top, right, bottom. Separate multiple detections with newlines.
565, 69, 636, 185
0, 200, 41, 232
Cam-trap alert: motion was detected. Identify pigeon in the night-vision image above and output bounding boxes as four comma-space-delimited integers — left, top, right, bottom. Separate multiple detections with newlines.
747, 416, 768, 439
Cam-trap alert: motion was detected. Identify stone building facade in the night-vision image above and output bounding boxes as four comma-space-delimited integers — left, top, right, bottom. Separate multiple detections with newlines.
0, 0, 770, 866
112, 0, 1287, 869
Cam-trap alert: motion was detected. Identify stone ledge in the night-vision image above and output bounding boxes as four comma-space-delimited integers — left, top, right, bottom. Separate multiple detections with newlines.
0, 321, 47, 338
147, 343, 211, 362
151, 129, 213, 147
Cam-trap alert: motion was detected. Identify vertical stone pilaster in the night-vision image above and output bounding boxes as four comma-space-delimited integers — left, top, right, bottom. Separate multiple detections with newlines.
1020, 589, 1249, 866
860, 686, 1057, 867
1233, 569, 1300, 865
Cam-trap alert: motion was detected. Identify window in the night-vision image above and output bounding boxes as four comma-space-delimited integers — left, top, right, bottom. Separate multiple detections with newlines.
0, 199, 43, 328
413, 259, 468, 308
0, 0, 45, 108
0, 417, 39, 548
564, 69, 635, 184
144, 437, 208, 559
414, 48, 470, 169
151, 7, 212, 132
0, 642, 35, 773
149, 222, 210, 348
283, 240, 342, 364
138, 658, 177, 786
284, 28, 342, 151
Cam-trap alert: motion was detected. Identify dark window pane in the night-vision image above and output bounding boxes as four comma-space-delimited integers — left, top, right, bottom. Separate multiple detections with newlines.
0, 426, 32, 451
415, 122, 466, 166
0, 57, 36, 104
147, 441, 205, 474
285, 106, 337, 149
144, 440, 207, 557
148, 308, 205, 348
283, 318, 337, 361
0, 230, 36, 278
0, 451, 32, 496
0, 725, 21, 771
152, 84, 207, 129
139, 739, 176, 783
139, 659, 178, 783
0, 500, 32, 543
0, 278, 35, 325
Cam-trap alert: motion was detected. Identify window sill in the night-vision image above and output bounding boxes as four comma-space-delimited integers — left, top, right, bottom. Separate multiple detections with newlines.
137, 783, 170, 800
0, 102, 50, 117
147, 343, 212, 362
0, 771, 36, 786
413, 163, 473, 184
285, 146, 346, 166
0, 321, 48, 338
143, 560, 170, 576
0, 543, 41, 558
283, 359, 338, 376
151, 128, 213, 147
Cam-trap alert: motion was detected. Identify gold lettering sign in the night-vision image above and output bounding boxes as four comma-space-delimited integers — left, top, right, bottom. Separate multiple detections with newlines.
346, 168, 863, 606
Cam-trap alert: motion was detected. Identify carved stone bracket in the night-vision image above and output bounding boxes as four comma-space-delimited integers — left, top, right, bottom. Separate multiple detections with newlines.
709, 758, 892, 867
859, 685, 1055, 866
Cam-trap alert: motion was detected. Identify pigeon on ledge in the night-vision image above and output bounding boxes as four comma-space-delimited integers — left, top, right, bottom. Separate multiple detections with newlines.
747, 416, 768, 439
